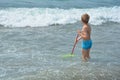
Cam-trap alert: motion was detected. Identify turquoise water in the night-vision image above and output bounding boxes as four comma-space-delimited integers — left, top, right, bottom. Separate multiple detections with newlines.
0, 0, 120, 80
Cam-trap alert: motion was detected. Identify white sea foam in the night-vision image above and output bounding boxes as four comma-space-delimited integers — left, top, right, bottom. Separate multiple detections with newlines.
0, 6, 120, 27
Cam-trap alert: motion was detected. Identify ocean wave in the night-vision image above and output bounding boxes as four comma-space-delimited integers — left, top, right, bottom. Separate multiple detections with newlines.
0, 6, 120, 27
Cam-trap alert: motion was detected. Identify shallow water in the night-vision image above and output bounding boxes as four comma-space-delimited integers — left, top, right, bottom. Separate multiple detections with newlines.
0, 22, 120, 80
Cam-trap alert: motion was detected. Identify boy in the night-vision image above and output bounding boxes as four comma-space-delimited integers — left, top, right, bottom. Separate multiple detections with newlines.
77, 13, 92, 61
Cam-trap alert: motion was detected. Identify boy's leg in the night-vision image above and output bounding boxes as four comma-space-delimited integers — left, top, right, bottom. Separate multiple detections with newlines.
87, 49, 90, 59
82, 49, 88, 61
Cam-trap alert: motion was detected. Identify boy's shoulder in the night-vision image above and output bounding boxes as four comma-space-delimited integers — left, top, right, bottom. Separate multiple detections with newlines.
83, 24, 91, 29
82, 24, 91, 31
81, 26, 87, 32
83, 25, 88, 30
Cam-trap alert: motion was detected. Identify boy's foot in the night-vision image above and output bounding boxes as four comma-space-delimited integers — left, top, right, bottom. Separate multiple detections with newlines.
82, 58, 88, 62
87, 56, 90, 59
82, 56, 88, 62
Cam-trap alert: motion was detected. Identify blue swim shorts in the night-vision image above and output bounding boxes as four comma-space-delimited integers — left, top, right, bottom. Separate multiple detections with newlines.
82, 39, 92, 50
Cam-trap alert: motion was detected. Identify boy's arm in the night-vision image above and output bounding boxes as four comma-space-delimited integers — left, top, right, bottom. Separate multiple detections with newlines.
77, 28, 88, 39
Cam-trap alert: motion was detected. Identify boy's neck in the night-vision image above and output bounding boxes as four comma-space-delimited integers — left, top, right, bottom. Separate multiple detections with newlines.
83, 23, 88, 26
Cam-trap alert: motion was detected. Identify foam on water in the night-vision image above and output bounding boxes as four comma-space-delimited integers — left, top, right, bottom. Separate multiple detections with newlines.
0, 6, 120, 27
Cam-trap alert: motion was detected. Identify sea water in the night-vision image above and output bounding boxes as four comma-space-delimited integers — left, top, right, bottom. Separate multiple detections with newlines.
0, 0, 120, 80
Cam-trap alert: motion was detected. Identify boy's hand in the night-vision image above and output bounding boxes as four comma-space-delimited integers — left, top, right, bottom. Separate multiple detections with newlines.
77, 29, 81, 34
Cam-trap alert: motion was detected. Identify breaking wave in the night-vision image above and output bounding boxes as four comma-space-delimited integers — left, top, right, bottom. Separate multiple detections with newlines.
0, 6, 120, 27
